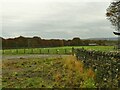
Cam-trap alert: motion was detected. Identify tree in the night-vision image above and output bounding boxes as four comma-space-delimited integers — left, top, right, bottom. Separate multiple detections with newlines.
106, 0, 120, 30
106, 0, 120, 49
71, 37, 81, 46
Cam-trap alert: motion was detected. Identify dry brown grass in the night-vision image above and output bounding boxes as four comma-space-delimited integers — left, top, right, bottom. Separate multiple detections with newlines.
63, 55, 84, 74
86, 68, 95, 78
54, 72, 62, 82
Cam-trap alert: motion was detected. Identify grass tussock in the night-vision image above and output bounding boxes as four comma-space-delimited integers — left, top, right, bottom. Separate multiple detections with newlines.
62, 56, 96, 88
63, 56, 83, 73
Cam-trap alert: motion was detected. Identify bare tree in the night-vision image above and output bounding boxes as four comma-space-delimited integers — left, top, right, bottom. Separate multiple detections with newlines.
106, 0, 120, 49
106, 0, 120, 30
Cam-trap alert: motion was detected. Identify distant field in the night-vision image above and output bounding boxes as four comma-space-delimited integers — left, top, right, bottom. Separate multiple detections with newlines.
1, 46, 115, 55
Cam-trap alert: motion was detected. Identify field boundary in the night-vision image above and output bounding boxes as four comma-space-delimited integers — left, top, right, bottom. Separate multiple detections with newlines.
2, 48, 74, 55
75, 48, 120, 88
1, 46, 115, 55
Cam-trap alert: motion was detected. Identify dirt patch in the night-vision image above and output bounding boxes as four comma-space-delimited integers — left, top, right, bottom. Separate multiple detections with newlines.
2, 54, 70, 60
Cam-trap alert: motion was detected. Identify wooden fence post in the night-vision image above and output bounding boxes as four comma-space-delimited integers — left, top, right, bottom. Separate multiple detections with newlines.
48, 49, 49, 54
24, 49, 25, 54
2, 49, 4, 54
39, 49, 41, 54
16, 49, 18, 54
65, 49, 67, 54
31, 48, 33, 54
72, 47, 74, 55
43, 48, 45, 54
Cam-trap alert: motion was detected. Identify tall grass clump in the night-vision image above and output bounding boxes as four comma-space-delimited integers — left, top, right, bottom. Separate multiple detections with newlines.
62, 56, 96, 88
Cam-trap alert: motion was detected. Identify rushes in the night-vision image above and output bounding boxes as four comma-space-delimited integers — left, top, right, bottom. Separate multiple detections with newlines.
63, 56, 83, 74
62, 56, 96, 88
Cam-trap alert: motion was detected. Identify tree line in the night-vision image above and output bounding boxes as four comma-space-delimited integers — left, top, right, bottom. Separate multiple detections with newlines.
1, 36, 116, 49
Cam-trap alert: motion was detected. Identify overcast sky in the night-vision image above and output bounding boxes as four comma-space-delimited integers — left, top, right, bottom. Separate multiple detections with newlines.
1, 0, 116, 39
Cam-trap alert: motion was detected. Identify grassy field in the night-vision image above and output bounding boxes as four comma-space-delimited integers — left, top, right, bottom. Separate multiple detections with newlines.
2, 56, 96, 88
1, 46, 115, 55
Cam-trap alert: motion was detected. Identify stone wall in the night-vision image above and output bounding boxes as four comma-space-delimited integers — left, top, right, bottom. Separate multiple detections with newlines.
75, 48, 120, 88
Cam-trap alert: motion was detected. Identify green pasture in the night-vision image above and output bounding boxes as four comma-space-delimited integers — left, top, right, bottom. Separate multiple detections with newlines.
1, 46, 115, 55
2, 48, 72, 55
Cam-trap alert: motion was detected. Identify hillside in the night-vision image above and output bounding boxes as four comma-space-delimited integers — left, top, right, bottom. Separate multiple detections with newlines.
87, 37, 118, 41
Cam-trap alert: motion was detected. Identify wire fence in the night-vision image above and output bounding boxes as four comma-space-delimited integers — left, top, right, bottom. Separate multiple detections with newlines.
1, 48, 74, 55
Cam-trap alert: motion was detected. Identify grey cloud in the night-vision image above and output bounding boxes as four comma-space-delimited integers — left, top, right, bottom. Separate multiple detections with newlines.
2, 1, 115, 39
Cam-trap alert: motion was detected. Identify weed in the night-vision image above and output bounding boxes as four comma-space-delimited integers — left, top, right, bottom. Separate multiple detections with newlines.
2, 56, 96, 88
